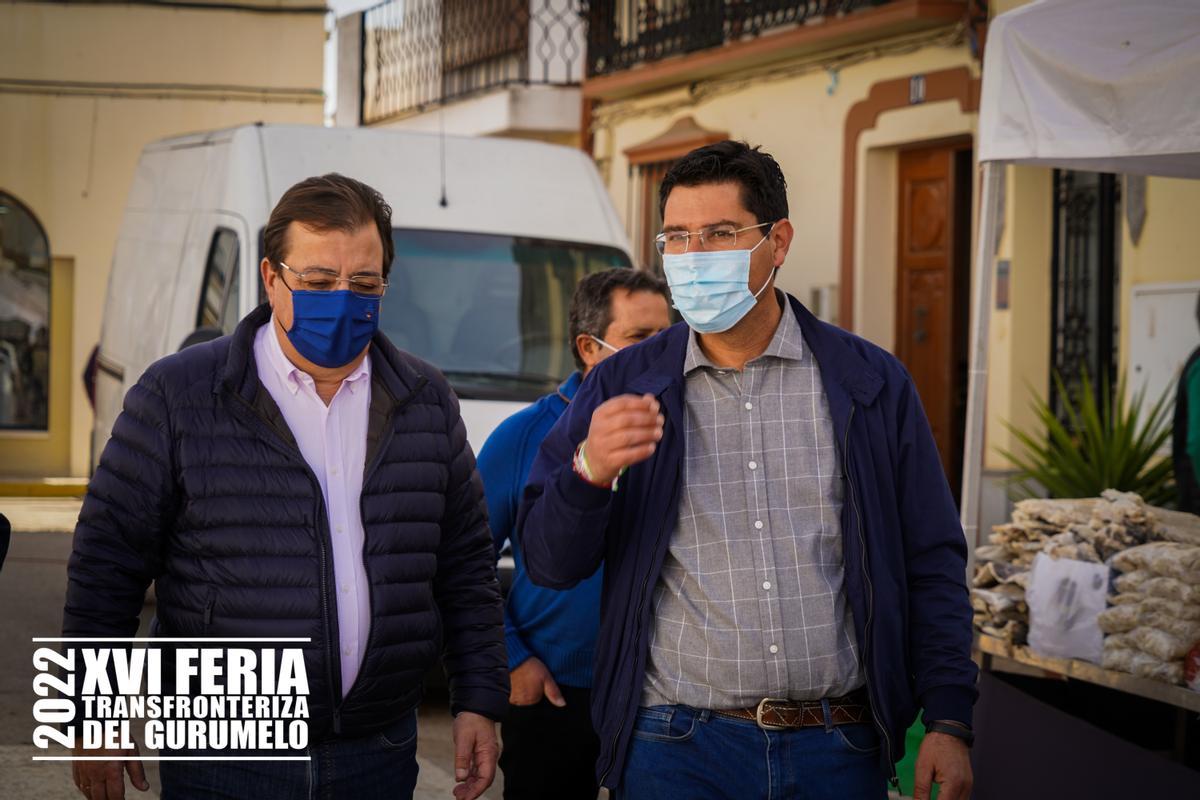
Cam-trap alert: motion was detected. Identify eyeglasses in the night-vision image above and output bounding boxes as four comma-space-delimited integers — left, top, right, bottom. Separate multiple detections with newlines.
278, 262, 389, 297
654, 221, 774, 256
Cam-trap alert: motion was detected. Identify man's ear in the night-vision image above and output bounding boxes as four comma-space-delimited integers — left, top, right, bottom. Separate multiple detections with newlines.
260, 258, 276, 308
769, 218, 794, 268
575, 333, 600, 369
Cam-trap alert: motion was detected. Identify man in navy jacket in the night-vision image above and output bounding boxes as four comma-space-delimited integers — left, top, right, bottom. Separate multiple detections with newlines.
478, 268, 670, 799
517, 142, 976, 800
65, 175, 506, 800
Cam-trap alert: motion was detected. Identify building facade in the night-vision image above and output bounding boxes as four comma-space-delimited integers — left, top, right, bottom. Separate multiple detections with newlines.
578, 0, 1200, 530
0, 0, 325, 478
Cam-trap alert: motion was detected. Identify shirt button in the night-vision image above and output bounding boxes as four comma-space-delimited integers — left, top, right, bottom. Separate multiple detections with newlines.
754, 520, 764, 530
744, 401, 753, 410
342, 647, 351, 656
341, 584, 350, 594
748, 461, 757, 470
762, 581, 771, 591
336, 526, 344, 534
769, 644, 779, 654
331, 467, 339, 476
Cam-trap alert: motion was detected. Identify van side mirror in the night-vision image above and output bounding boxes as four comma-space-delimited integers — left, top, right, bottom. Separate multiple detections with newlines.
178, 327, 223, 351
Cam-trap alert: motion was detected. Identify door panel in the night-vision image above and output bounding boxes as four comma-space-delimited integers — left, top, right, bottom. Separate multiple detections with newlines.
896, 144, 971, 495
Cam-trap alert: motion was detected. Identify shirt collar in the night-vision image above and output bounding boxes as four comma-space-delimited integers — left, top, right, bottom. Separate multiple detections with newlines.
263, 316, 371, 396
683, 290, 805, 374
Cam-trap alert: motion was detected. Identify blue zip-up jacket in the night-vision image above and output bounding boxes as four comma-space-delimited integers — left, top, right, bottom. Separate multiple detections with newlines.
516, 295, 977, 788
477, 372, 600, 687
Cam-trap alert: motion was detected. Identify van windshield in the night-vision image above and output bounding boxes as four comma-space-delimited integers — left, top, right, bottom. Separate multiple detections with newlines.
381, 229, 631, 401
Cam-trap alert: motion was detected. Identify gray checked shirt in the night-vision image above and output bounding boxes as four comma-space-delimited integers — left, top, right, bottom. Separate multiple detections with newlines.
642, 298, 865, 709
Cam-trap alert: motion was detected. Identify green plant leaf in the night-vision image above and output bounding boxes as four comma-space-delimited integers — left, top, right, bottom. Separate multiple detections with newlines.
999, 369, 1176, 504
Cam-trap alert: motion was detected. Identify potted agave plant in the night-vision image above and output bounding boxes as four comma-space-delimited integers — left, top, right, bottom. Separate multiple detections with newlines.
1000, 370, 1176, 506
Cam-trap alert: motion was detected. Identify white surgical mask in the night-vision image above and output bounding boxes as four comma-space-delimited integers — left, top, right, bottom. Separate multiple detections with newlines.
662, 233, 775, 334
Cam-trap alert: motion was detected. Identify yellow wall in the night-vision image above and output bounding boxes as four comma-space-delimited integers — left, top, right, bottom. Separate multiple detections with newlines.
0, 1, 324, 477
1119, 177, 1200, 376
986, 173, 1200, 472
984, 165, 1053, 471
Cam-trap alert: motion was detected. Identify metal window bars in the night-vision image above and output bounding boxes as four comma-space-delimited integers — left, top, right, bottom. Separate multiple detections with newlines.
582, 0, 890, 77
362, 0, 586, 125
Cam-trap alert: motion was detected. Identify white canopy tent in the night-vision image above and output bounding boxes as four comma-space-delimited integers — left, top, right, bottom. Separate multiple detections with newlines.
960, 0, 1200, 563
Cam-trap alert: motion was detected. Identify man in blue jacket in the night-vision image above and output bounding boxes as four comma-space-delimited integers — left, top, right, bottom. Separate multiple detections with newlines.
517, 141, 977, 800
478, 268, 671, 799
65, 174, 506, 800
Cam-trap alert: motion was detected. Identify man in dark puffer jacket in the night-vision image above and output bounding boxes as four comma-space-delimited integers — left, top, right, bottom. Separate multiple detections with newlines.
63, 174, 507, 800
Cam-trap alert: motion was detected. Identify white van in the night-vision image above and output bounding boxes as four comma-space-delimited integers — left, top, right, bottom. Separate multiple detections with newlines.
91, 124, 633, 470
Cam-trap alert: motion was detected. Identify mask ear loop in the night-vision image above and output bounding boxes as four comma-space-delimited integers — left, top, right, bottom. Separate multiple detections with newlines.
748, 228, 779, 299
590, 335, 620, 353
750, 266, 779, 300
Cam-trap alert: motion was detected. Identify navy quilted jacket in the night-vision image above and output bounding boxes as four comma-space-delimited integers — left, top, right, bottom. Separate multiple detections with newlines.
64, 304, 508, 739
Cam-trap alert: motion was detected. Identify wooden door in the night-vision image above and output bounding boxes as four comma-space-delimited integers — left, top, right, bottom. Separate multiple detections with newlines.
896, 143, 972, 497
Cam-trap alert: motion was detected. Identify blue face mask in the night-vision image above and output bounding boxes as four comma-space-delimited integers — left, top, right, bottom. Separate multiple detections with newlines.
285, 290, 380, 368
662, 234, 775, 334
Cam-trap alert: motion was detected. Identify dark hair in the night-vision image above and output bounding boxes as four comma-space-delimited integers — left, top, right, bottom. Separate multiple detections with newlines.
658, 140, 788, 225
263, 173, 394, 277
569, 268, 669, 370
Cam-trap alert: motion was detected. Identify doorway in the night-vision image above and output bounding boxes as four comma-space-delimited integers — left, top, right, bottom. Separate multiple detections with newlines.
894, 141, 973, 497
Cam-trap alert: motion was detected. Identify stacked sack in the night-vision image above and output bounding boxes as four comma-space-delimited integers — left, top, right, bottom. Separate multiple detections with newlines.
1099, 542, 1200, 686
972, 490, 1165, 645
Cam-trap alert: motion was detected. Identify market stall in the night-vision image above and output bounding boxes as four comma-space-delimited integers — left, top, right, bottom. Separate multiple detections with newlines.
959, 0, 1200, 795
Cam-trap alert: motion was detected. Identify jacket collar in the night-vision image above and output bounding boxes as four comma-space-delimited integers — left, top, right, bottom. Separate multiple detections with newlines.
786, 294, 883, 406
555, 371, 583, 406
626, 293, 883, 407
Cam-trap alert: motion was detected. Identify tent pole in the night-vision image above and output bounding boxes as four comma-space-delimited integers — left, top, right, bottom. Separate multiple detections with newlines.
961, 160, 1004, 581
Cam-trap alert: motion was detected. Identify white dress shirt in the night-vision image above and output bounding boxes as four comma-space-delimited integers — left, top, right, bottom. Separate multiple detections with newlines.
254, 319, 372, 698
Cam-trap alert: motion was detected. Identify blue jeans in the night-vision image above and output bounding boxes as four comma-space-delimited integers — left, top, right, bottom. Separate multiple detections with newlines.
617, 704, 888, 800
159, 712, 419, 800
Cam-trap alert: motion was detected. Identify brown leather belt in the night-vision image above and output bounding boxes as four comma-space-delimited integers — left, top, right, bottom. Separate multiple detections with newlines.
714, 689, 871, 730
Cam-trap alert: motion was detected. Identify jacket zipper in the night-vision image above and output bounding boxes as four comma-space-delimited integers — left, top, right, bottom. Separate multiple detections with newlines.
230, 390, 343, 735
202, 588, 216, 629
599, 424, 676, 788
842, 404, 899, 791
351, 377, 424, 698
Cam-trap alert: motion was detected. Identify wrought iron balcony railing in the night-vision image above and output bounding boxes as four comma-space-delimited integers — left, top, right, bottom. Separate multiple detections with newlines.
362, 0, 586, 125
583, 0, 893, 78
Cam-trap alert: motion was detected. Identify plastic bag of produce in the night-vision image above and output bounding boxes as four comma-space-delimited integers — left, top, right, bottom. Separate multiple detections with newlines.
1111, 542, 1200, 582
1104, 632, 1134, 650
1134, 657, 1183, 685
1141, 576, 1200, 605
1113, 570, 1150, 593
1138, 595, 1200, 621
1102, 646, 1183, 684
1027, 553, 1109, 663
1140, 612, 1200, 642
1098, 604, 1140, 634
1128, 626, 1197, 661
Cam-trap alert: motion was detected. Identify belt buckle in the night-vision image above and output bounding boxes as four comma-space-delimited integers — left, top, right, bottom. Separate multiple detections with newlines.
754, 697, 791, 731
